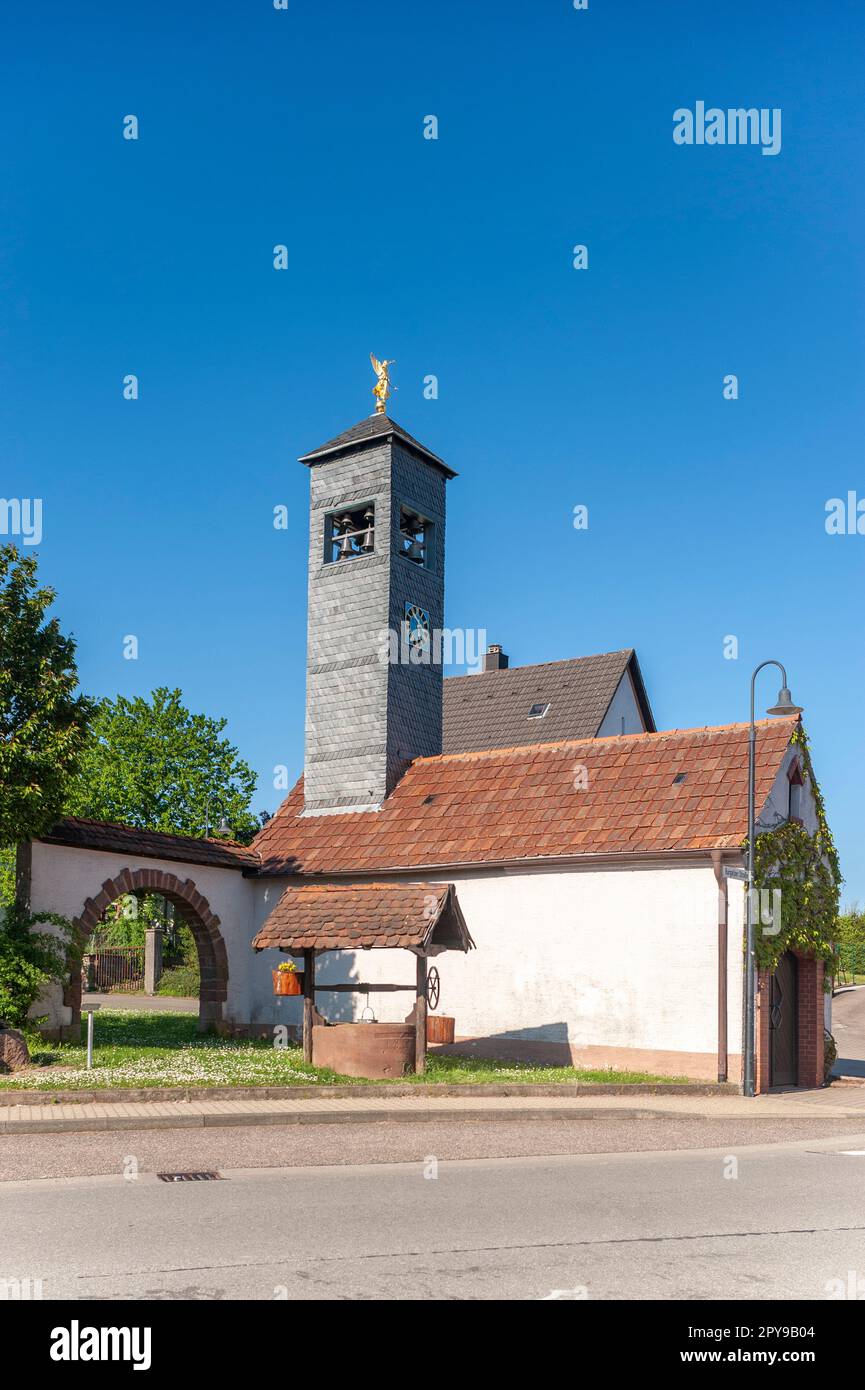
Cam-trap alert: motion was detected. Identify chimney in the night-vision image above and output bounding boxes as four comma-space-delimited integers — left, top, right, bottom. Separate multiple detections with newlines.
484, 644, 509, 672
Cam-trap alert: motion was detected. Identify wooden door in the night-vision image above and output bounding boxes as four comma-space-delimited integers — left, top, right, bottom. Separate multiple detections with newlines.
770, 951, 798, 1087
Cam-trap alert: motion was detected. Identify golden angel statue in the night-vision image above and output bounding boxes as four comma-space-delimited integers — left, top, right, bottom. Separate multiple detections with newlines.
370, 353, 395, 414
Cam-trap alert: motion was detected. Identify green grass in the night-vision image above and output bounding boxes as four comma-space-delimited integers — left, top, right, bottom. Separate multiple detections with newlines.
0, 1011, 693, 1091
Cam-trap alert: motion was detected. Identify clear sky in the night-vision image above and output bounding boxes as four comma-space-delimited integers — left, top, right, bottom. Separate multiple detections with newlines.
2, 1, 863, 900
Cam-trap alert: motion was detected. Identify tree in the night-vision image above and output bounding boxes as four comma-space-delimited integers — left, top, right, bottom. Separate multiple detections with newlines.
0, 902, 76, 1030
0, 545, 93, 849
66, 687, 259, 843
0, 848, 13, 908
836, 905, 865, 947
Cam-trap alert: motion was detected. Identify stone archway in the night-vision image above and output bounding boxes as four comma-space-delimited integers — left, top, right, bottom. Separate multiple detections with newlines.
68, 866, 229, 1032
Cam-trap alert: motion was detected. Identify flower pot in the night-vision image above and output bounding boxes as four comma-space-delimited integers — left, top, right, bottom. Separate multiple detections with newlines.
273, 969, 304, 997
426, 1014, 455, 1044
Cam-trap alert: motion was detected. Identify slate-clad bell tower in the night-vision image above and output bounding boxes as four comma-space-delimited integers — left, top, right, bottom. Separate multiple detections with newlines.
299, 414, 456, 815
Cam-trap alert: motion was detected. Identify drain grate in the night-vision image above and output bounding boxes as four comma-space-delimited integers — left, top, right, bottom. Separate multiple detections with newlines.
157, 1171, 223, 1183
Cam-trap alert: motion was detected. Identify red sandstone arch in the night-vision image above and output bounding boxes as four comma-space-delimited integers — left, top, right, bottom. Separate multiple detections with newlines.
66, 867, 229, 1032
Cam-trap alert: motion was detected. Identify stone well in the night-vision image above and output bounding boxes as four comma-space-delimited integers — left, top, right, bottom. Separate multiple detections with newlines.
311, 1021, 415, 1080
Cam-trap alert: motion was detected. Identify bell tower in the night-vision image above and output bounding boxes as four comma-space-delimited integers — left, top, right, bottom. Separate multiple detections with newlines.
299, 413, 456, 815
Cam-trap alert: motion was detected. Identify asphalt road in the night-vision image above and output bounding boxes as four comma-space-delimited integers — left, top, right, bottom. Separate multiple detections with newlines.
832, 988, 865, 1078
3, 1126, 865, 1300
1, 1114, 864, 1181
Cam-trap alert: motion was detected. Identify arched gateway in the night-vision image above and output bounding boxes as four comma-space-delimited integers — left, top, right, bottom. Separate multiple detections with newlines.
22, 819, 259, 1038
68, 866, 229, 1031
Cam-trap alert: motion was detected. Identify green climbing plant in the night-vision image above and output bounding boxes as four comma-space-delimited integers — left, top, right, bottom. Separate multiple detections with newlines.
748, 725, 840, 978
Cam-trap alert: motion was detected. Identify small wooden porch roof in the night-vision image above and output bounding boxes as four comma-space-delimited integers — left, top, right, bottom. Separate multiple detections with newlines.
251, 881, 474, 956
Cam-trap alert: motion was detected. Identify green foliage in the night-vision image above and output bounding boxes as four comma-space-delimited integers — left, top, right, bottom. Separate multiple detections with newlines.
750, 726, 841, 976
93, 893, 190, 951
157, 965, 199, 997
0, 848, 14, 909
836, 906, 865, 948
66, 687, 259, 843
0, 902, 76, 1029
0, 545, 93, 848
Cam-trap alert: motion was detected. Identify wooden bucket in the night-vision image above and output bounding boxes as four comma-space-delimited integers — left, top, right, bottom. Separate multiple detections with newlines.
426, 1014, 455, 1044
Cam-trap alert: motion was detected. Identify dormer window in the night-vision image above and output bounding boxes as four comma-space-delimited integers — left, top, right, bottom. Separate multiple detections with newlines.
528, 703, 550, 719
788, 761, 805, 822
399, 506, 432, 567
324, 504, 375, 564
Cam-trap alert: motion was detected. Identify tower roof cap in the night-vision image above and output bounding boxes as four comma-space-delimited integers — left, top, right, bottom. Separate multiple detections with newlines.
299, 414, 457, 478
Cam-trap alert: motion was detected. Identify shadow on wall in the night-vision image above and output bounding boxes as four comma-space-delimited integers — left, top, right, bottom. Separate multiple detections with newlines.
258, 951, 363, 1037
834, 1056, 865, 1078
315, 951, 366, 1023
432, 1022, 572, 1067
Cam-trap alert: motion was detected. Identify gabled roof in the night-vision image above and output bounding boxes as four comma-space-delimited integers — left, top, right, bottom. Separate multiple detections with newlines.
251, 716, 800, 876
298, 413, 456, 478
251, 881, 474, 954
443, 649, 655, 753
39, 818, 260, 872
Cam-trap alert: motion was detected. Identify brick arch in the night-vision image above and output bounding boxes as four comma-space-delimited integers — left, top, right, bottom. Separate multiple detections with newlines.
67, 867, 229, 1032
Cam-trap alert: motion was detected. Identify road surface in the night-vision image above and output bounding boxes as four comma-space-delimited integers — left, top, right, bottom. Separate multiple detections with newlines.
3, 1121, 865, 1300
832, 987, 865, 1078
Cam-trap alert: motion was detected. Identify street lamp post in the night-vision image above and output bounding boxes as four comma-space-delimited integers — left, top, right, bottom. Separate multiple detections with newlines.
203, 794, 232, 840
743, 661, 803, 1098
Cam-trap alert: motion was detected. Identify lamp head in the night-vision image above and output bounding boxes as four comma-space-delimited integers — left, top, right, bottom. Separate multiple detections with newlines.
766, 686, 803, 717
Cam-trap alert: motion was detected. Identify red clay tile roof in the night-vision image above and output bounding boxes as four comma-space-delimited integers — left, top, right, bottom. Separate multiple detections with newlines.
252, 717, 800, 875
40, 818, 260, 872
251, 881, 474, 953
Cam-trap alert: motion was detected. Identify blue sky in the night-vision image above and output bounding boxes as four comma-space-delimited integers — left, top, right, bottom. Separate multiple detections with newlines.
2, 1, 863, 900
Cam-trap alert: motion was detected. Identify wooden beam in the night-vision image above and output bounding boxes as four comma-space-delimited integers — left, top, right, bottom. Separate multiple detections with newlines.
415, 955, 427, 1075
310, 982, 414, 994
302, 949, 316, 1064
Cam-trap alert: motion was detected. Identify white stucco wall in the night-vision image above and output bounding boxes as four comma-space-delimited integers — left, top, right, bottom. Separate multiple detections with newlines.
250, 861, 740, 1071
27, 841, 256, 1030
29, 744, 815, 1071
596, 669, 646, 737
758, 742, 819, 835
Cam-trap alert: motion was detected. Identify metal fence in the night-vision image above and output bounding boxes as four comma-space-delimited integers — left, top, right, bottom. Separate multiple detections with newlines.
82, 947, 145, 993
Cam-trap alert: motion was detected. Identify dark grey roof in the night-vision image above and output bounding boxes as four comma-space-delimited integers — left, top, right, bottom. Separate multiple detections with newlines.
299, 414, 456, 478
442, 650, 656, 753
40, 818, 260, 871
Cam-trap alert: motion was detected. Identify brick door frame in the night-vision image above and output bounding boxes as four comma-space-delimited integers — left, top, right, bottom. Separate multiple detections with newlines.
755, 951, 824, 1093
65, 866, 229, 1034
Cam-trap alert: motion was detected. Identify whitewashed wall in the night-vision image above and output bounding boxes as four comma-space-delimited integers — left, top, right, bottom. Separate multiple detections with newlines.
27, 841, 255, 1031
596, 670, 646, 736
759, 742, 819, 835
250, 861, 739, 1075
29, 744, 817, 1073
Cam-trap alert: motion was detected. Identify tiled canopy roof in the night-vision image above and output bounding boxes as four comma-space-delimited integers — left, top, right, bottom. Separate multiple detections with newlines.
252, 881, 474, 954
443, 649, 655, 753
252, 717, 799, 875
40, 818, 260, 872
298, 413, 456, 478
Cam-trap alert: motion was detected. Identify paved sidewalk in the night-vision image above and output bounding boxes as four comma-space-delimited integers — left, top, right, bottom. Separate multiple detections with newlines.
3, 1085, 865, 1134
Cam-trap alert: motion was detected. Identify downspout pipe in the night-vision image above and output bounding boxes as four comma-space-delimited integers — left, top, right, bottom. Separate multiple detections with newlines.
711, 850, 728, 1084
